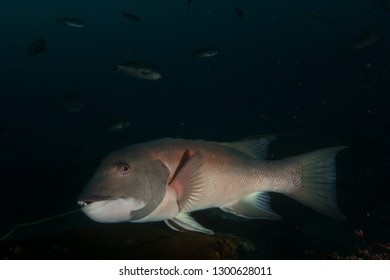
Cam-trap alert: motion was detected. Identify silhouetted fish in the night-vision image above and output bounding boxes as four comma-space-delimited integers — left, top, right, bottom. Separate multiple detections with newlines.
26, 37, 46, 56
57, 17, 86, 28
122, 13, 141, 23
117, 61, 162, 80
103, 119, 130, 132
191, 47, 219, 58
234, 7, 245, 19
348, 28, 382, 50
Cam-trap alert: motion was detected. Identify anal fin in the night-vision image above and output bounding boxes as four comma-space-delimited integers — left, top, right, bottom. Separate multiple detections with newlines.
221, 192, 281, 220
165, 212, 214, 235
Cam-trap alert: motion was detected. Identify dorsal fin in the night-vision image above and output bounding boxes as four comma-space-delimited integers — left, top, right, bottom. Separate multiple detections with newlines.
220, 192, 281, 220
221, 135, 276, 159
170, 151, 207, 212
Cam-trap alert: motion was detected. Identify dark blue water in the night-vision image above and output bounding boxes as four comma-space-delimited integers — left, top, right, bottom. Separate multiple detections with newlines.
0, 0, 389, 259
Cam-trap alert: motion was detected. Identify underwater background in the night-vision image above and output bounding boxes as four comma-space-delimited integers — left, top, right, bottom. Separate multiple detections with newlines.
0, 0, 389, 259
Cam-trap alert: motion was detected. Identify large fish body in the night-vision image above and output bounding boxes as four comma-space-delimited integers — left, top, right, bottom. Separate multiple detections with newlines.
78, 137, 346, 234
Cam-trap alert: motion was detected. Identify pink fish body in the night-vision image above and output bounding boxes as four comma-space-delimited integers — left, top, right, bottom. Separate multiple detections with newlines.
78, 137, 346, 234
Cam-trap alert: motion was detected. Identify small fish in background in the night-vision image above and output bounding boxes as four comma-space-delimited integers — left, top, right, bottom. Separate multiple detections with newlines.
371, 0, 390, 13
103, 119, 130, 132
56, 17, 86, 28
234, 7, 245, 19
26, 37, 46, 56
122, 13, 141, 23
59, 91, 84, 112
348, 28, 383, 50
188, 0, 193, 7
117, 61, 162, 80
191, 47, 219, 58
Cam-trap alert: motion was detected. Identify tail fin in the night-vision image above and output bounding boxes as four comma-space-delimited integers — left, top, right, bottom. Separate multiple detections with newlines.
287, 147, 347, 220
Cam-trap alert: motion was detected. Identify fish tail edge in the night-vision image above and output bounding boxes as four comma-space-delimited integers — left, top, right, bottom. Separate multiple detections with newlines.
287, 146, 347, 220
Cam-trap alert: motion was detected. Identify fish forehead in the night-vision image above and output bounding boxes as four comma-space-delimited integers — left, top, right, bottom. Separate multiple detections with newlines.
102, 146, 148, 169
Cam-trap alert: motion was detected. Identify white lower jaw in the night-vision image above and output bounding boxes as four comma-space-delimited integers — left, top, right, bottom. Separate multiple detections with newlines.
80, 197, 145, 223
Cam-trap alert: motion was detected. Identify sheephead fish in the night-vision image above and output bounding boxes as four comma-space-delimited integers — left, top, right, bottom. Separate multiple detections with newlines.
78, 137, 346, 234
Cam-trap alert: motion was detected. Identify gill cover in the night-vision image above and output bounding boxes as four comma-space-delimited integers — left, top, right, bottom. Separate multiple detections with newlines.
130, 159, 170, 220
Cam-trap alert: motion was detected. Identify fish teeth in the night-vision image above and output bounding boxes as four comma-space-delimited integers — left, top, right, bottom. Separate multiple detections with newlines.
78, 201, 87, 206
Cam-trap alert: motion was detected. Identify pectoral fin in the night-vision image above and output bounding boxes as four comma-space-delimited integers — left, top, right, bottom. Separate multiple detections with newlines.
221, 192, 281, 220
170, 150, 207, 212
165, 212, 214, 235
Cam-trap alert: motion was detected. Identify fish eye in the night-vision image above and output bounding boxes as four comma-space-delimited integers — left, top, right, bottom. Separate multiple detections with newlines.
118, 163, 130, 174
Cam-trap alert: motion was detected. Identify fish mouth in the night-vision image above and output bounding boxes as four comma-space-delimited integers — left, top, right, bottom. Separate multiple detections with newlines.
77, 193, 113, 207
78, 200, 93, 207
